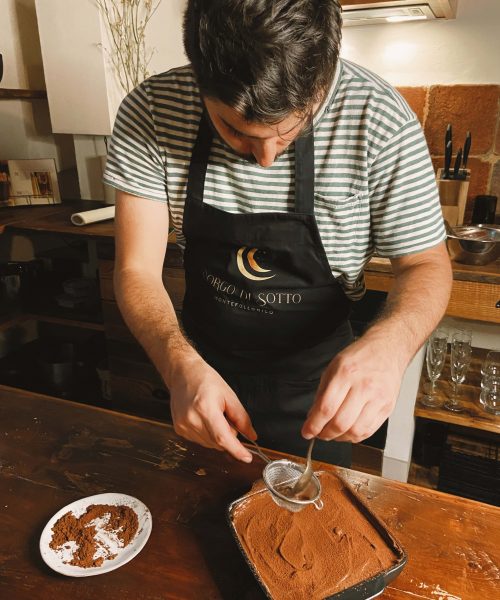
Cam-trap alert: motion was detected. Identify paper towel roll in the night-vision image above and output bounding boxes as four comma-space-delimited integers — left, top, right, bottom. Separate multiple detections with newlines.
71, 206, 115, 226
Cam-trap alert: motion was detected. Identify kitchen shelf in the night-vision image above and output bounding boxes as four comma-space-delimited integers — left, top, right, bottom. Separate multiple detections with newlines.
21, 291, 104, 331
415, 347, 500, 435
1, 301, 102, 335
21, 275, 104, 330
0, 88, 47, 100
0, 332, 108, 408
25, 312, 104, 331
408, 462, 439, 491
0, 312, 32, 332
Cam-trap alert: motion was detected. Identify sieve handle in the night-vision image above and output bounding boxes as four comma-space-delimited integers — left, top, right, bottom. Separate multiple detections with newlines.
246, 446, 271, 464
235, 429, 271, 464
313, 498, 324, 511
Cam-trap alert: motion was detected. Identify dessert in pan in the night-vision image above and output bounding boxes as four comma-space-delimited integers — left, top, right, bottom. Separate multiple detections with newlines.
228, 471, 407, 600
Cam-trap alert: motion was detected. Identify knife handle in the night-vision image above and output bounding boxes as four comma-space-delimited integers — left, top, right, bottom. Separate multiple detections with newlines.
453, 147, 463, 180
444, 140, 452, 179
445, 123, 452, 148
463, 131, 471, 169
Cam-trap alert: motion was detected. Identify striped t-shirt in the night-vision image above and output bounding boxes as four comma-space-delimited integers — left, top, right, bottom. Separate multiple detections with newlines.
103, 58, 445, 300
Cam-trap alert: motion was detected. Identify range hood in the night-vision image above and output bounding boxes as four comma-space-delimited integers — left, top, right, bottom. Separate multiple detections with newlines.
340, 0, 458, 26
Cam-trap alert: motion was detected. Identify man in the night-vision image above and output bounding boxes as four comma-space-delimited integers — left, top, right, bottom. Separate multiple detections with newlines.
103, 0, 452, 467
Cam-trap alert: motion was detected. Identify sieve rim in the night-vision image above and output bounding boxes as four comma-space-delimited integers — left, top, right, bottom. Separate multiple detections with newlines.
262, 459, 322, 506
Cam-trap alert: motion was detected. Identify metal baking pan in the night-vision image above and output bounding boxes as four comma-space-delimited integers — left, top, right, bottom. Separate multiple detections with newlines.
227, 471, 407, 600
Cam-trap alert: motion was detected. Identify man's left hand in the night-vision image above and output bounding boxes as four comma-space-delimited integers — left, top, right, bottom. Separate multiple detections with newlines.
301, 335, 406, 443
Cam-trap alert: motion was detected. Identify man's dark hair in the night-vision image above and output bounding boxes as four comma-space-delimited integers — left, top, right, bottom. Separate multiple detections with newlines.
183, 0, 342, 124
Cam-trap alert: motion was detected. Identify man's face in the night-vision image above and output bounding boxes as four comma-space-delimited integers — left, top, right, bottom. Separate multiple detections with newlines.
203, 97, 313, 168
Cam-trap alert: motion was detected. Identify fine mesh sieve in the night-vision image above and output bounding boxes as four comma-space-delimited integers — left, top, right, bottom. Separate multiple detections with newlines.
240, 432, 323, 512
262, 459, 324, 513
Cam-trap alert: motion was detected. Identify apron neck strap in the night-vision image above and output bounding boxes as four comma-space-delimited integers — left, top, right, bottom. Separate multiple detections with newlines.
294, 125, 315, 215
187, 112, 315, 215
186, 112, 213, 204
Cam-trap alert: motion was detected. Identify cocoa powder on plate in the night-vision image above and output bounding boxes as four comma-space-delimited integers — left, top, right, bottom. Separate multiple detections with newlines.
49, 504, 139, 568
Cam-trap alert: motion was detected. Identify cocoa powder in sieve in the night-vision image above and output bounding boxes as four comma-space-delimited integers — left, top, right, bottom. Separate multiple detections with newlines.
49, 504, 139, 568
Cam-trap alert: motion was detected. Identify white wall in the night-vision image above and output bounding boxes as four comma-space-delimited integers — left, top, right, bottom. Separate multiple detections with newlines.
341, 0, 500, 85
6, 0, 499, 200
133, 0, 188, 83
105, 0, 188, 132
0, 0, 76, 175
65, 0, 188, 200
36, 0, 188, 136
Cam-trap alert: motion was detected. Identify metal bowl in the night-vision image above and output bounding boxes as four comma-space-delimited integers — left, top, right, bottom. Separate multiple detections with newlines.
446, 224, 500, 266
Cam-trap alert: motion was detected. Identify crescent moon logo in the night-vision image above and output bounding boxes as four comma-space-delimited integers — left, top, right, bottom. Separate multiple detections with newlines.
237, 247, 275, 281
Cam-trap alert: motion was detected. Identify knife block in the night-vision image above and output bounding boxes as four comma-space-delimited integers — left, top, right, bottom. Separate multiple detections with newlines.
436, 168, 470, 226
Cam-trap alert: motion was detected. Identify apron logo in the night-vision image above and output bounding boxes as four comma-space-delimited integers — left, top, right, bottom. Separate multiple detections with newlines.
236, 247, 276, 281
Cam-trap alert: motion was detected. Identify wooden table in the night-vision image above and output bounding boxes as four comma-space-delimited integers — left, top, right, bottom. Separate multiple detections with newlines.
1, 386, 498, 600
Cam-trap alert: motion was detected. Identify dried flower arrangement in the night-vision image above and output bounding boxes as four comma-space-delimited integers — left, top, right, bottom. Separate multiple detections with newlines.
96, 0, 162, 93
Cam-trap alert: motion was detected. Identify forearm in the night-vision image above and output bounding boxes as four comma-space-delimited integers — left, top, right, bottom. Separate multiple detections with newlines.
302, 245, 452, 441
114, 268, 199, 386
363, 245, 453, 371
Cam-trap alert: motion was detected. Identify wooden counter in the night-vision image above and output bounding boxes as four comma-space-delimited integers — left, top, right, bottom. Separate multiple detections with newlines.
1, 201, 498, 484
365, 256, 500, 324
0, 200, 115, 237
1, 384, 499, 600
2, 200, 499, 288
3, 200, 499, 320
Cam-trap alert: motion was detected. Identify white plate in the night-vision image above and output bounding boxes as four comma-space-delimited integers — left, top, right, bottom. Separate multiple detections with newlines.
40, 493, 152, 577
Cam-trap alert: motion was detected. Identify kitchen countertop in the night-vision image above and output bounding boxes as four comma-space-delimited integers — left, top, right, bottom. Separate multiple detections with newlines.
1, 384, 499, 600
0, 200, 115, 238
365, 255, 500, 286
1, 200, 499, 283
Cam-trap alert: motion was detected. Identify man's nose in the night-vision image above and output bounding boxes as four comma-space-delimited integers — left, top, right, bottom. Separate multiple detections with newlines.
252, 139, 279, 167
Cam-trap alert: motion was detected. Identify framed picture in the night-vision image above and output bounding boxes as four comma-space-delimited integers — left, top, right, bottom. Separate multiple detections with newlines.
0, 158, 61, 207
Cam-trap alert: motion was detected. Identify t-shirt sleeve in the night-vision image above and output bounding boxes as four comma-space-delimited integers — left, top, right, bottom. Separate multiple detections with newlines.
103, 84, 167, 202
368, 118, 446, 258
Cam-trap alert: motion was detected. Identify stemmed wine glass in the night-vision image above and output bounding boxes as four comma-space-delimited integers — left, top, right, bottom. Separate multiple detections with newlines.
480, 350, 500, 415
444, 330, 472, 413
421, 328, 448, 408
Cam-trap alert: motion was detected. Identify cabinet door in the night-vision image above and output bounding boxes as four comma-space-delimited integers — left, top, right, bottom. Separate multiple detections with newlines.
35, 0, 188, 135
339, 0, 457, 19
35, 0, 115, 135
99, 257, 185, 421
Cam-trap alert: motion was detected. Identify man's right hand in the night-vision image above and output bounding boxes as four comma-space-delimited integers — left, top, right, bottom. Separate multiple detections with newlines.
168, 355, 256, 463
112, 193, 255, 463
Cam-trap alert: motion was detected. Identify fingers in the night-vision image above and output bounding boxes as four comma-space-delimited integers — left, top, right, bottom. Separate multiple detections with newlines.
225, 398, 258, 441
314, 388, 366, 441
169, 359, 258, 462
174, 412, 252, 461
302, 340, 399, 444
172, 394, 255, 462
172, 418, 219, 450
333, 404, 387, 443
205, 410, 254, 463
301, 373, 350, 439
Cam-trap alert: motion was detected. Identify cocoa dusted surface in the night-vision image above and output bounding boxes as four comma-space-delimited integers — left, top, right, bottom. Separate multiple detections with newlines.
232, 472, 399, 600
2, 386, 500, 600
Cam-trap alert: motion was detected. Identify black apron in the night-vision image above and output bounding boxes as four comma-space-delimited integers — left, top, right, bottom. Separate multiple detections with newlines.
181, 114, 353, 466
